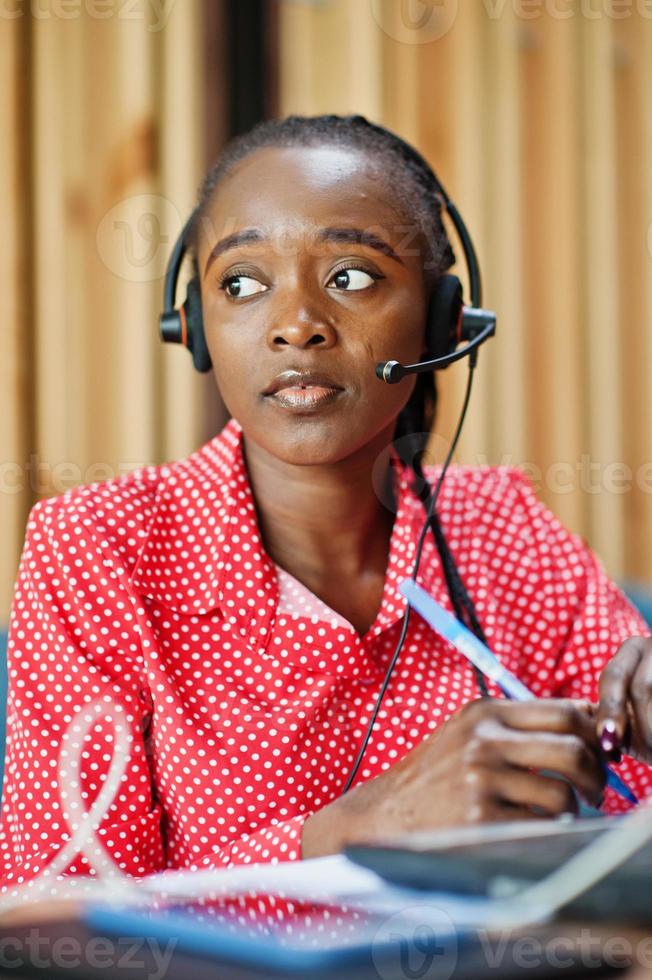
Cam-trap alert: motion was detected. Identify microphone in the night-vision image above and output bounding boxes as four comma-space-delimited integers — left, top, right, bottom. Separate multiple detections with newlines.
376, 305, 497, 384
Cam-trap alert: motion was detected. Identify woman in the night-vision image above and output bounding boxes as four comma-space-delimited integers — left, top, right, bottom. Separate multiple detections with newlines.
1, 114, 651, 889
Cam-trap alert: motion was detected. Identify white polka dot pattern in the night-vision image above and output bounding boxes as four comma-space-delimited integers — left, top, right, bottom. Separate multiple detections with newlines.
0, 416, 650, 893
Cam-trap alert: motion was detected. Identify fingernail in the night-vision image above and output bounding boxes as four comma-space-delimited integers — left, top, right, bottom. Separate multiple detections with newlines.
601, 732, 616, 752
600, 719, 621, 755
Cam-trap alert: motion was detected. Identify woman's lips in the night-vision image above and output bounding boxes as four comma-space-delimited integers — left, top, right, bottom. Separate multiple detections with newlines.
265, 385, 343, 411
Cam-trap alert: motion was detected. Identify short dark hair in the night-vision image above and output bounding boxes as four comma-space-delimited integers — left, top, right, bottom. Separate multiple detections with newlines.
190, 113, 456, 481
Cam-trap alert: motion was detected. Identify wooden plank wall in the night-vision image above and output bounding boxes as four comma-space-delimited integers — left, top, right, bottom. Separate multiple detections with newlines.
277, 0, 652, 584
0, 1, 217, 626
0, 15, 32, 630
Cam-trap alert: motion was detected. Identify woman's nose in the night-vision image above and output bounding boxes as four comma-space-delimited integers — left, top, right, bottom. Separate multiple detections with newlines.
267, 311, 337, 350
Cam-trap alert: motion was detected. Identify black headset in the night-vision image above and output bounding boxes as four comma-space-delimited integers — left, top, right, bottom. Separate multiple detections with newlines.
160, 209, 212, 373
159, 177, 496, 379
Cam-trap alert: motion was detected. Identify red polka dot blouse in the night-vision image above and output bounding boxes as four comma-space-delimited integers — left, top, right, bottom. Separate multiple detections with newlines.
0, 416, 650, 889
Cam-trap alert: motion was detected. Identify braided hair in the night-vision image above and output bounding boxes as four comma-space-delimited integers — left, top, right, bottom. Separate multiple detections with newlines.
189, 114, 490, 672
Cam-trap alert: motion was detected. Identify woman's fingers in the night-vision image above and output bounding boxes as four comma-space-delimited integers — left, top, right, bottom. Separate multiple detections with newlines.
459, 698, 606, 806
490, 765, 579, 818
628, 647, 652, 760
476, 698, 599, 747
470, 719, 605, 808
487, 802, 544, 823
597, 636, 649, 758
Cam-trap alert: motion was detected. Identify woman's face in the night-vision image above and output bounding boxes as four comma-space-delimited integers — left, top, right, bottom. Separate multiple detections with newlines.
196, 144, 430, 465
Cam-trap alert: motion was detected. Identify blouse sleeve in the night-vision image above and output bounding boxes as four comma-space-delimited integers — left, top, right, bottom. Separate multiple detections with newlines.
191, 814, 310, 869
509, 473, 652, 813
0, 495, 165, 892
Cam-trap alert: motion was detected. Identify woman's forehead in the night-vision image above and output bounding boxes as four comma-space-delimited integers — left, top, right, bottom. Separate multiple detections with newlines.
200, 144, 411, 248
222, 143, 385, 188
213, 146, 401, 215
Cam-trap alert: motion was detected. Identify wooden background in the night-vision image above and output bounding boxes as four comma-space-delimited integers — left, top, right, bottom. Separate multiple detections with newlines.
2, 0, 652, 627
1, 0, 224, 627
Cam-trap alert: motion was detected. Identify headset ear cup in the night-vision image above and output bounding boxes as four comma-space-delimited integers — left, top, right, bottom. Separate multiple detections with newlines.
184, 277, 213, 374
426, 274, 464, 362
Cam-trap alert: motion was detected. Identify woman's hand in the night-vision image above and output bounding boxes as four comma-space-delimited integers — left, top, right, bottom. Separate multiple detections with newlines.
597, 635, 652, 766
301, 698, 606, 859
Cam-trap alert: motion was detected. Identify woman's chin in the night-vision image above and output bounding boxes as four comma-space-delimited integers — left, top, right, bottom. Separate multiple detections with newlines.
245, 422, 369, 468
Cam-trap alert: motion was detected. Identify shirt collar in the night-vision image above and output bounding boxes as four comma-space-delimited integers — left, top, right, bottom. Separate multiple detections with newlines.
129, 417, 454, 650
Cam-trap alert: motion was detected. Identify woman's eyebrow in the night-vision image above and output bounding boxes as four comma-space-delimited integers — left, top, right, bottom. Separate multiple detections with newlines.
203, 225, 404, 277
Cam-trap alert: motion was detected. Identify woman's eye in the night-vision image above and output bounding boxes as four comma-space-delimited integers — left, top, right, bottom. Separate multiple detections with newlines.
219, 266, 380, 298
220, 275, 267, 299
328, 267, 379, 291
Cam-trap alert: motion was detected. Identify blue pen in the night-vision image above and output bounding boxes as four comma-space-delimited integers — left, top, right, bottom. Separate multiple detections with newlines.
399, 577, 638, 807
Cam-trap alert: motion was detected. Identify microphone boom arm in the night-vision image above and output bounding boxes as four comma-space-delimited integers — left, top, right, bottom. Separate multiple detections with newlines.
376, 306, 497, 384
